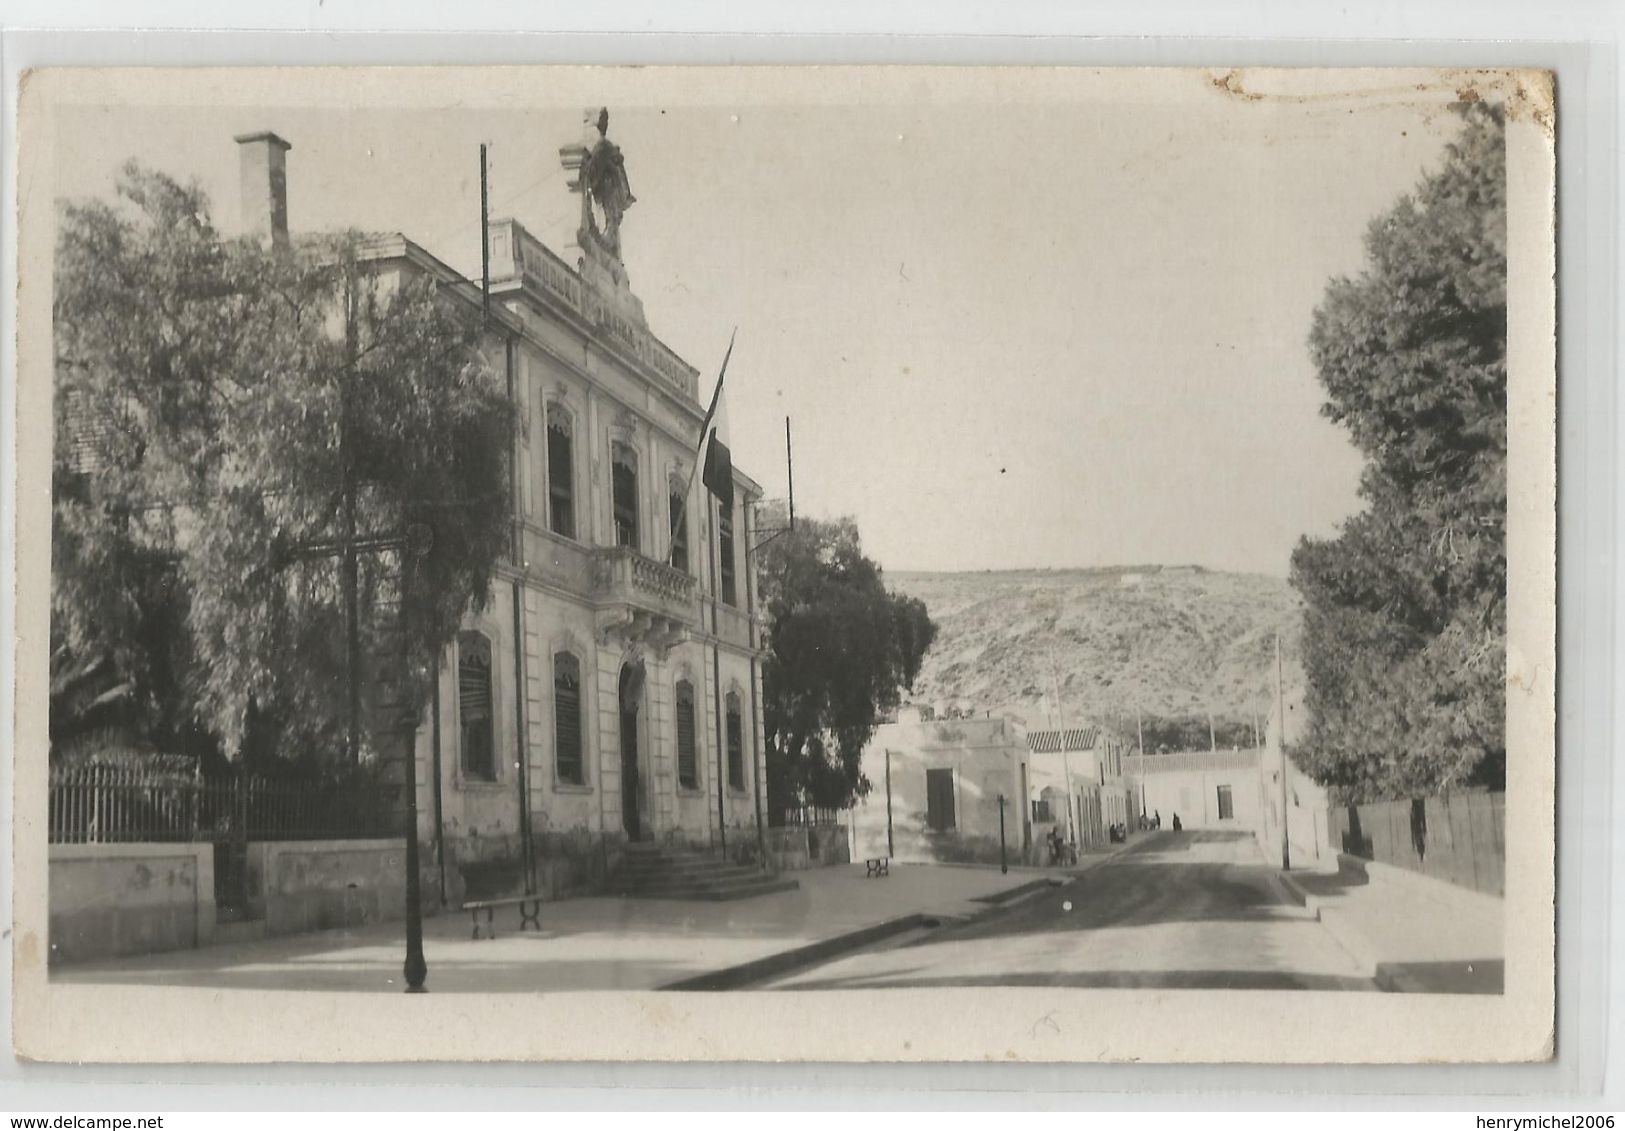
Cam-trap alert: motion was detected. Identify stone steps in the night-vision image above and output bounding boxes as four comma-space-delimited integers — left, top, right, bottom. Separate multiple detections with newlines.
612, 844, 800, 901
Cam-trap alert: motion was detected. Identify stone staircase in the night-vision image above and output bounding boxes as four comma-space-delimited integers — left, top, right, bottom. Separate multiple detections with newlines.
613, 842, 800, 901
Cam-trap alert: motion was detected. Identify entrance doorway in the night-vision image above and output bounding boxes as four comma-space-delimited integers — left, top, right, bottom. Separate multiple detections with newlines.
925, 767, 956, 831
619, 662, 645, 840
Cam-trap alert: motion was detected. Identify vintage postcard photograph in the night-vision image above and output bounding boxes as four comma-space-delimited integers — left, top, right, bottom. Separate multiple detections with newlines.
10, 65, 1555, 1063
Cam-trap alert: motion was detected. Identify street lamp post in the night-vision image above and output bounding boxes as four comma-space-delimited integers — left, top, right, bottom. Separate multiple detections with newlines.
286, 521, 431, 992
399, 525, 429, 992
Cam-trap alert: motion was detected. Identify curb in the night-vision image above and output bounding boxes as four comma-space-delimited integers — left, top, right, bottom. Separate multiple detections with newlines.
1274, 869, 1383, 978
970, 876, 1067, 905
662, 840, 1157, 993
1273, 870, 1324, 918
659, 913, 937, 991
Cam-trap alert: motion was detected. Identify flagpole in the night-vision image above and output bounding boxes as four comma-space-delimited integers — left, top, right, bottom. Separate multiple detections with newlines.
710, 491, 727, 855
670, 328, 737, 857
671, 329, 736, 555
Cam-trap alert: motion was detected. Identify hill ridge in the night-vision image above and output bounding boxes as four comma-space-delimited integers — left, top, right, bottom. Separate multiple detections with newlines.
887, 565, 1303, 742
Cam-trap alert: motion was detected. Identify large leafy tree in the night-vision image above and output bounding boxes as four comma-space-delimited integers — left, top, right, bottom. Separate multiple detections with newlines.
1290, 103, 1507, 802
53, 163, 514, 772
759, 510, 938, 813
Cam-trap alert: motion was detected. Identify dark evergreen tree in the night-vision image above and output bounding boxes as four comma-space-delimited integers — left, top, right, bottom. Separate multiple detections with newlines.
758, 509, 939, 813
1290, 104, 1507, 802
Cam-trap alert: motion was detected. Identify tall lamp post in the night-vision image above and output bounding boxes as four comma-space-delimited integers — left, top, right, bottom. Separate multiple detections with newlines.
397, 523, 431, 992
286, 521, 432, 992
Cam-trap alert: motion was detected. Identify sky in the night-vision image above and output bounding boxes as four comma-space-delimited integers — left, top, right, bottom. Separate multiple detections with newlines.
49, 68, 1476, 577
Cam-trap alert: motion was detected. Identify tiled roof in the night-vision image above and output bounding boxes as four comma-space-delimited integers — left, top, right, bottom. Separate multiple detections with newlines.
1026, 727, 1101, 753
1123, 750, 1260, 775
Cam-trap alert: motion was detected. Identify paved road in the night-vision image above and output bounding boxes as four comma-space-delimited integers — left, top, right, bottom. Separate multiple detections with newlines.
766, 829, 1378, 991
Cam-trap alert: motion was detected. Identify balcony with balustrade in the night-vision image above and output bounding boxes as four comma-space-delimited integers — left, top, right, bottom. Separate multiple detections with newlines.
592, 544, 698, 652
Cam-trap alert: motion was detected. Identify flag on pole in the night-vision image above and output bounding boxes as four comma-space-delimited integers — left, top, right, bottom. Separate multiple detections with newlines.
672, 330, 737, 555
698, 332, 736, 512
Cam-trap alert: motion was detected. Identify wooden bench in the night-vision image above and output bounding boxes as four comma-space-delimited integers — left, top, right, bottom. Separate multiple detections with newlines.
865, 857, 890, 878
461, 893, 543, 940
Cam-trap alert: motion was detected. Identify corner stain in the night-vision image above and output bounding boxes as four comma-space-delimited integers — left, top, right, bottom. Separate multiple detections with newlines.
1210, 70, 1264, 102
16, 930, 40, 971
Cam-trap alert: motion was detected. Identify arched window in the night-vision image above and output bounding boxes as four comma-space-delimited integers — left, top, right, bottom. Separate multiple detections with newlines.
547, 411, 575, 539
725, 691, 744, 790
458, 632, 495, 782
554, 652, 584, 786
612, 444, 639, 550
675, 679, 698, 790
669, 482, 690, 574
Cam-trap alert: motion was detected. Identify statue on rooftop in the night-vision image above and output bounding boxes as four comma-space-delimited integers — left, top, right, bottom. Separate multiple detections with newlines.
579, 107, 636, 259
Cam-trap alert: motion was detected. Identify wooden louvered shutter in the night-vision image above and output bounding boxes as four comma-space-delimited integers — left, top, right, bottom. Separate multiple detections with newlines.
669, 490, 690, 574
612, 446, 639, 550
676, 681, 697, 789
458, 632, 495, 781
725, 693, 744, 789
554, 653, 583, 785
548, 420, 574, 538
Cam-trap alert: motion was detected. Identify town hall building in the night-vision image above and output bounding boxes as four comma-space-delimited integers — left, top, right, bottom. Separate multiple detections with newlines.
239, 112, 775, 901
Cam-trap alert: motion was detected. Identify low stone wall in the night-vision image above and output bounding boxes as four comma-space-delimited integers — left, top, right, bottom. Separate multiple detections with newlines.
764, 825, 851, 871
49, 842, 214, 965
253, 839, 408, 936
808, 824, 850, 868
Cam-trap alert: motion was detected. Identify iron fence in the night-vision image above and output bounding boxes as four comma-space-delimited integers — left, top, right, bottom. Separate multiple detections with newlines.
47, 763, 401, 844
776, 805, 840, 828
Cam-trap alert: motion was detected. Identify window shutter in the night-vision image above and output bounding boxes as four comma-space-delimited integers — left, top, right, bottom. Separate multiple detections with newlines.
611, 444, 640, 550
725, 693, 744, 788
669, 491, 689, 574
718, 509, 737, 606
676, 682, 697, 789
458, 633, 495, 781
554, 654, 583, 785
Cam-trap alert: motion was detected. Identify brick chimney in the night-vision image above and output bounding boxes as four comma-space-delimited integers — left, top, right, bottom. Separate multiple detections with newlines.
233, 131, 291, 249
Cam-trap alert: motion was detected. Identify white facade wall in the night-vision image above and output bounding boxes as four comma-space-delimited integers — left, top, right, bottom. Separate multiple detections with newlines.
397, 220, 769, 872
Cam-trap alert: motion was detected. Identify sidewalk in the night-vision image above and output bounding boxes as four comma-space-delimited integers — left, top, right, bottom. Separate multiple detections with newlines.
1278, 855, 1504, 993
52, 862, 1040, 994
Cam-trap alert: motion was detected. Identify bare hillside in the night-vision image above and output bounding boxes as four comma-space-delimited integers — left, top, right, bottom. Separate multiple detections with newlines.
888, 566, 1303, 740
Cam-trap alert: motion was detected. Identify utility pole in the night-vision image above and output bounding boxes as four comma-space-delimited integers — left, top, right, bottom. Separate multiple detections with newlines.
1275, 634, 1292, 871
997, 794, 1008, 875
785, 417, 795, 533
341, 265, 361, 767
743, 501, 768, 869
884, 748, 894, 858
1047, 647, 1076, 847
480, 144, 491, 317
